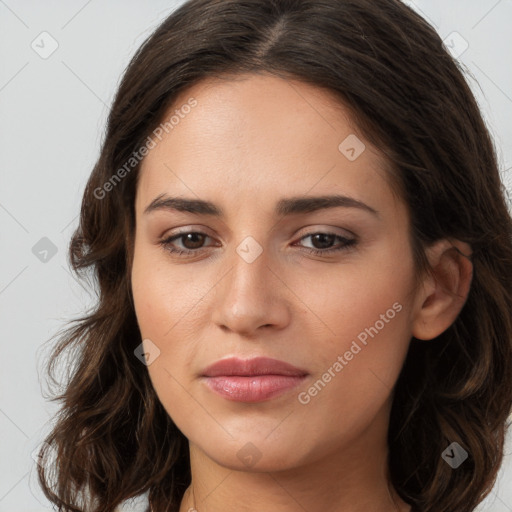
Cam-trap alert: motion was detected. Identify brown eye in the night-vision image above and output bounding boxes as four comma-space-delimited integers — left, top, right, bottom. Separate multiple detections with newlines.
309, 233, 337, 250
159, 231, 214, 256
178, 232, 207, 250
295, 232, 357, 256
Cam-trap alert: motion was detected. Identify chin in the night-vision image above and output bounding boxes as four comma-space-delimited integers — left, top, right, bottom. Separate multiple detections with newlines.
189, 430, 317, 473
208, 446, 304, 473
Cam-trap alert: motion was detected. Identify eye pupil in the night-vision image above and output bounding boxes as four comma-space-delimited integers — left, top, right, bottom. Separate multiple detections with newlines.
311, 233, 335, 249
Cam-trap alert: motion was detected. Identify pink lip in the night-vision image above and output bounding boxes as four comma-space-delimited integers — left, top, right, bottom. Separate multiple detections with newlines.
201, 357, 308, 403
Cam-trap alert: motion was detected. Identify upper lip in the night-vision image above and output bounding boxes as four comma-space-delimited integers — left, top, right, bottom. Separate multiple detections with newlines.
201, 357, 308, 377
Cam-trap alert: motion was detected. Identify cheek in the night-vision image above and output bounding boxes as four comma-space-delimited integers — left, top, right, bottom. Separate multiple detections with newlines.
297, 251, 413, 358
296, 249, 414, 419
294, 302, 411, 450
130, 246, 213, 417
131, 244, 205, 340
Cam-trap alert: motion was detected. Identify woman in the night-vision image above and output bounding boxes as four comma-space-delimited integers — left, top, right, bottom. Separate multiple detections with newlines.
38, 0, 512, 511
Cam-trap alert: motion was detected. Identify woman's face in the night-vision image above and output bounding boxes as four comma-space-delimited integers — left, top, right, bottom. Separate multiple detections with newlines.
131, 73, 420, 471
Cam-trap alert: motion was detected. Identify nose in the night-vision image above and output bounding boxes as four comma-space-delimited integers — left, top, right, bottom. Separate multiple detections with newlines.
210, 239, 291, 338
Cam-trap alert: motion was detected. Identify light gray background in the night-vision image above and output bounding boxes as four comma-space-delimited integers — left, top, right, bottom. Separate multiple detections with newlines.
0, 1, 511, 510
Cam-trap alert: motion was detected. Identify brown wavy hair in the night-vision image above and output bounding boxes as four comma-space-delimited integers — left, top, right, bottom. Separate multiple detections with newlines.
37, 0, 512, 511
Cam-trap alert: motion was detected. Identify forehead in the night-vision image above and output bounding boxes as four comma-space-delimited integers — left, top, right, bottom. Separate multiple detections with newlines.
136, 73, 398, 217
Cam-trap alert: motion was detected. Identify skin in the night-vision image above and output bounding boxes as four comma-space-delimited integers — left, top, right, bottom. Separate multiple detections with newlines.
130, 73, 473, 512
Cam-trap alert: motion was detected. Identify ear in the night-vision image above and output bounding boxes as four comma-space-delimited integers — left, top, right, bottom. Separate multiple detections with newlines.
411, 239, 473, 341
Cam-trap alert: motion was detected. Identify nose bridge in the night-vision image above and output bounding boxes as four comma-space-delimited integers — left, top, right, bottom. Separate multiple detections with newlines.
227, 234, 273, 302
211, 233, 289, 334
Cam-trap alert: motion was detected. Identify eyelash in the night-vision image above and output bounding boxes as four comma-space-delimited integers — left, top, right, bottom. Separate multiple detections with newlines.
158, 230, 357, 258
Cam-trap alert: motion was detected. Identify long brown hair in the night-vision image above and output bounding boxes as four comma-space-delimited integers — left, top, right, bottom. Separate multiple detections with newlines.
38, 1, 512, 511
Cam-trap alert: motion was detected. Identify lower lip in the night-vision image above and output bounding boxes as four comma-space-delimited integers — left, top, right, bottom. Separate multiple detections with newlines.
203, 375, 307, 402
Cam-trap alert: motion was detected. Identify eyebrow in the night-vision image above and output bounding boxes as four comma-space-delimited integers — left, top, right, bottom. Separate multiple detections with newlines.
143, 193, 379, 218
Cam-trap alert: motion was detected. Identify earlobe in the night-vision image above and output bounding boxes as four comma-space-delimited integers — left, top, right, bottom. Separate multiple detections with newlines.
412, 239, 473, 341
